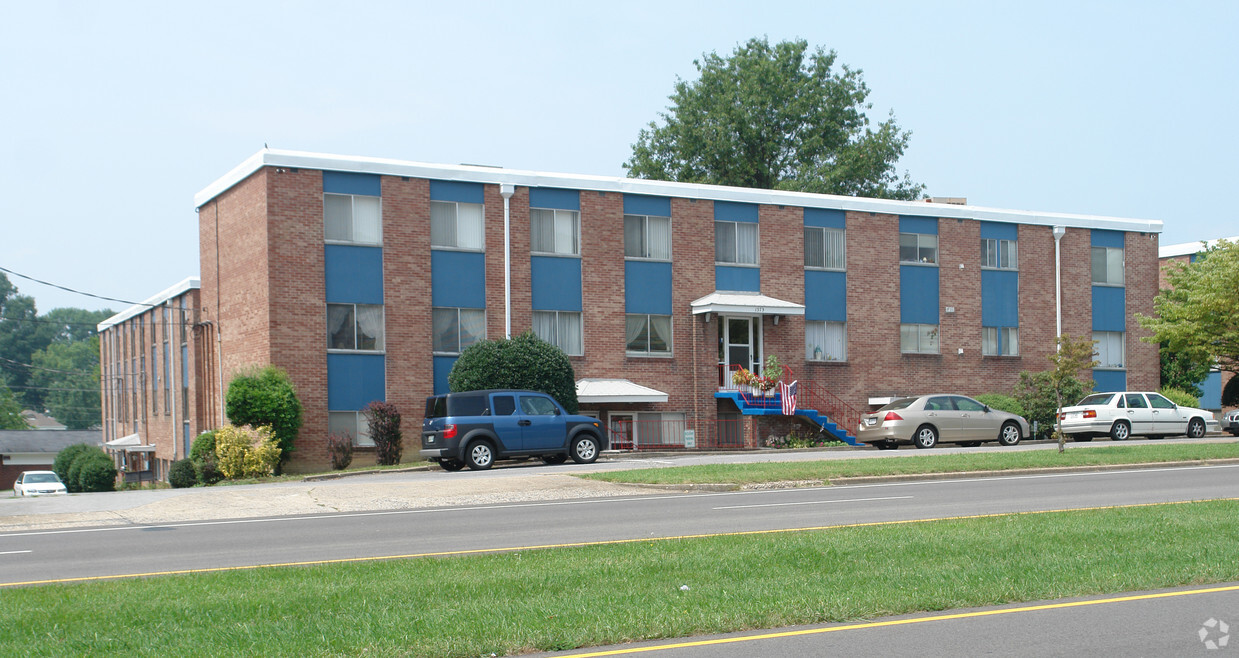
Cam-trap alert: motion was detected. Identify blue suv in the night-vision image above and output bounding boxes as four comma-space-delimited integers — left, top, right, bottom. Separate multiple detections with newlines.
420, 389, 607, 471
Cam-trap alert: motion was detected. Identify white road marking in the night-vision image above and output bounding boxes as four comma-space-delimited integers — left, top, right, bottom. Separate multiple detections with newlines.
0, 550, 31, 555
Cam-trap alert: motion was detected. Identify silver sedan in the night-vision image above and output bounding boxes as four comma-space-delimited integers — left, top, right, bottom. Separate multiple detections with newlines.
857, 394, 1030, 450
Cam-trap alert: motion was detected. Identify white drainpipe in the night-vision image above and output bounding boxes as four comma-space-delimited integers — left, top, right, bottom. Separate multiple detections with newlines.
1052, 225, 1067, 345
500, 184, 515, 338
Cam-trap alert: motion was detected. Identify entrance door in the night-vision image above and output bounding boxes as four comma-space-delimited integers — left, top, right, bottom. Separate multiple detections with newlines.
719, 317, 762, 386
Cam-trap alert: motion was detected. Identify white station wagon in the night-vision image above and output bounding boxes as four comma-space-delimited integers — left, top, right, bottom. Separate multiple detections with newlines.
1058, 391, 1219, 441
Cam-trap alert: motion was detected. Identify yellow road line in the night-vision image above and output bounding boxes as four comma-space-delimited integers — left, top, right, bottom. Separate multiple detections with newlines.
5, 497, 1237, 588
557, 583, 1239, 657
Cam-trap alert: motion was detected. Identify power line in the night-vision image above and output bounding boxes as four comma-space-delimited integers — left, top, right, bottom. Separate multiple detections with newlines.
0, 265, 159, 308
0, 356, 96, 376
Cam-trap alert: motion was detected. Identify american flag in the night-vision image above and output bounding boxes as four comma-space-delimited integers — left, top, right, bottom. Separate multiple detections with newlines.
780, 380, 798, 415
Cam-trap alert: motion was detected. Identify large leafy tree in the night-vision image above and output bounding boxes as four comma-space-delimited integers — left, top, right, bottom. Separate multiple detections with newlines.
0, 375, 28, 429
625, 37, 923, 200
30, 337, 101, 429
1139, 240, 1239, 376
0, 273, 52, 408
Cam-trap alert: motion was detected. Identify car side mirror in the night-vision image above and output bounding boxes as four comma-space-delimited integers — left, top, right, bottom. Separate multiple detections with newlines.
983, 405, 991, 412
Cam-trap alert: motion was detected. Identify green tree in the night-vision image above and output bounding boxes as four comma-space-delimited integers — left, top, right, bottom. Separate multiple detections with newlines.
448, 331, 579, 413
0, 376, 29, 429
1159, 344, 1210, 398
1139, 239, 1239, 376
625, 37, 923, 200
1047, 334, 1100, 453
225, 366, 303, 465
0, 273, 52, 408
30, 337, 101, 429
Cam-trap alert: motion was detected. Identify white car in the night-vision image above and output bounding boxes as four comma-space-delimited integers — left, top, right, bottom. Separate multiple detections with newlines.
13, 470, 68, 496
1225, 409, 1239, 437
1058, 391, 1219, 441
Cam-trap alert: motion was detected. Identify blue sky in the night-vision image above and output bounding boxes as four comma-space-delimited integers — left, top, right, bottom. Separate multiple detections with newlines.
2, 1, 1235, 314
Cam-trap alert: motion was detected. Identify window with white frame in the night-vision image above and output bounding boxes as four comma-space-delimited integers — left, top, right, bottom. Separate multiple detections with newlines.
635, 412, 686, 448
624, 214, 671, 260
1094, 331, 1125, 368
982, 326, 1019, 356
531, 208, 579, 255
900, 233, 938, 264
327, 304, 385, 351
625, 314, 672, 355
430, 201, 484, 250
1091, 247, 1124, 285
329, 411, 374, 447
533, 310, 583, 355
901, 323, 939, 354
432, 308, 485, 354
806, 321, 847, 361
324, 194, 381, 245
804, 227, 845, 270
981, 238, 1018, 269
715, 221, 758, 265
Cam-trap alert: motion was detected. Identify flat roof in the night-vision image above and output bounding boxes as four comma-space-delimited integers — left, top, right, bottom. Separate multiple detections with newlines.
1159, 236, 1239, 258
196, 149, 1163, 234
97, 277, 200, 331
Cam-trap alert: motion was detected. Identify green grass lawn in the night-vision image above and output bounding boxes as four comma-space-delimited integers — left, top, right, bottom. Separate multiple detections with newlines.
3, 499, 1237, 657
580, 442, 1239, 486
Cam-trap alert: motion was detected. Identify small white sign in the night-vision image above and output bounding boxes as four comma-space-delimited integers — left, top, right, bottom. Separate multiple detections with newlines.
683, 429, 696, 449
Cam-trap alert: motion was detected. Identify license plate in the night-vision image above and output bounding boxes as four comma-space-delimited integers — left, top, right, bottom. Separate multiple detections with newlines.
424, 434, 436, 444
865, 418, 877, 426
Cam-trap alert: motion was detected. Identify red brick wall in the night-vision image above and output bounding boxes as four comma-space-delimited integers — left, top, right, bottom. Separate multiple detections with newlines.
1126, 231, 1160, 391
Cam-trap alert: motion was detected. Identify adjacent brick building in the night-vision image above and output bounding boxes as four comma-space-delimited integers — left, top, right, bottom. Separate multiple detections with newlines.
101, 149, 1164, 473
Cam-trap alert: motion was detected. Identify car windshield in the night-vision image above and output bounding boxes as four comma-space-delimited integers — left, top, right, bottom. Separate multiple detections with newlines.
1076, 393, 1114, 406
878, 398, 917, 412
26, 473, 60, 483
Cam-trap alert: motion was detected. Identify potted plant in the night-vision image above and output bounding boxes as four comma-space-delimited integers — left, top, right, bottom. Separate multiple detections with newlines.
761, 355, 782, 395
731, 367, 756, 393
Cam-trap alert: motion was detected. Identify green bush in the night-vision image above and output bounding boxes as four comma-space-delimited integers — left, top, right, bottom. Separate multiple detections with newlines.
195, 459, 224, 486
448, 331, 580, 413
75, 449, 117, 492
225, 366, 303, 466
1159, 387, 1200, 408
53, 443, 97, 491
168, 459, 198, 488
975, 394, 1025, 418
364, 401, 403, 466
214, 425, 281, 479
1015, 370, 1092, 440
189, 431, 217, 462
326, 432, 353, 470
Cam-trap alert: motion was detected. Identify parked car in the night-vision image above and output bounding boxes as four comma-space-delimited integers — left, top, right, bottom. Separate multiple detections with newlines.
1057, 391, 1219, 441
1221, 409, 1238, 437
13, 470, 67, 496
420, 389, 607, 471
856, 394, 1029, 450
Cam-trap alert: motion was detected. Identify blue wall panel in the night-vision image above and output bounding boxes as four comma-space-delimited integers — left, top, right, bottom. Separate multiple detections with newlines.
804, 208, 845, 229
625, 261, 672, 314
899, 216, 938, 234
623, 194, 671, 217
805, 270, 846, 321
1200, 371, 1222, 410
325, 245, 384, 304
715, 266, 760, 292
529, 188, 580, 210
1091, 286, 1126, 331
327, 353, 386, 410
531, 256, 583, 311
323, 171, 381, 196
980, 221, 1017, 240
429, 180, 484, 204
1092, 229, 1125, 248
900, 266, 939, 324
431, 251, 486, 308
433, 356, 457, 395
981, 270, 1018, 326
714, 201, 759, 223
1093, 369, 1127, 393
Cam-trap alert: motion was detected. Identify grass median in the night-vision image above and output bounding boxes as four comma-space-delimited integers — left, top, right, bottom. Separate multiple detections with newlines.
580, 441, 1239, 486
4, 499, 1238, 657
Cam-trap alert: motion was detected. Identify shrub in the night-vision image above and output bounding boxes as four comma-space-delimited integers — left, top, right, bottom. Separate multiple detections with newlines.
225, 366, 303, 466
765, 431, 844, 449
189, 431, 217, 462
1159, 387, 1200, 408
53, 443, 97, 491
195, 459, 224, 486
364, 401, 403, 466
975, 394, 1025, 418
326, 432, 354, 470
169, 459, 198, 488
1015, 370, 1091, 440
214, 424, 281, 479
75, 449, 117, 492
449, 331, 579, 413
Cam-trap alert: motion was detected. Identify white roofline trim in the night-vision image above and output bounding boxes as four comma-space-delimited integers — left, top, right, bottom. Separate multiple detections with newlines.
98, 277, 201, 331
1159, 236, 1239, 258
195, 149, 1163, 234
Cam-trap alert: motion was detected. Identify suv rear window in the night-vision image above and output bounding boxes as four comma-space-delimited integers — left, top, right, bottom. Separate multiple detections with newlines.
449, 394, 489, 417
425, 396, 447, 419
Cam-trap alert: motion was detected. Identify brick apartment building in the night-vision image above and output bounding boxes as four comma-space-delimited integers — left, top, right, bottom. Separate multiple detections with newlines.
99, 149, 1162, 474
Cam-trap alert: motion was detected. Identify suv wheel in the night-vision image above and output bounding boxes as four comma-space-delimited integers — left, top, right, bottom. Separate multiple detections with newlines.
465, 441, 495, 470
570, 435, 600, 464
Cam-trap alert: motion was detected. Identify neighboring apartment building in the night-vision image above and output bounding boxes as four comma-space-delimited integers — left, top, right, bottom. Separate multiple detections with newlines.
101, 149, 1163, 474
97, 278, 218, 480
1158, 236, 1239, 411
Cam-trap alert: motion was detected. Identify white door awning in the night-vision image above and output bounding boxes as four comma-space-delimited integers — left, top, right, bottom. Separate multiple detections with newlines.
576, 379, 669, 404
690, 291, 805, 317
105, 433, 141, 447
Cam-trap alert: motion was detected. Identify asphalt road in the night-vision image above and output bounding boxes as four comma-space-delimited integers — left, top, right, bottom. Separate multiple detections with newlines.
2, 462, 1237, 586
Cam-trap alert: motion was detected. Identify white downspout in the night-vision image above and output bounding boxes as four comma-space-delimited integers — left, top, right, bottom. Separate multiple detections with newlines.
1052, 225, 1067, 347
500, 184, 515, 338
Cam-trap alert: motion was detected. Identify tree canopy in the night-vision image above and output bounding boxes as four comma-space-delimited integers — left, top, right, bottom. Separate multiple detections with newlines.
448, 332, 579, 413
1138, 239, 1239, 375
625, 37, 923, 200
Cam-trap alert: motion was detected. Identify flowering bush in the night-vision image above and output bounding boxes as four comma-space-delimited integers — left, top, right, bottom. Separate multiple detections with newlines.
731, 367, 756, 387
765, 431, 845, 449
214, 424, 281, 479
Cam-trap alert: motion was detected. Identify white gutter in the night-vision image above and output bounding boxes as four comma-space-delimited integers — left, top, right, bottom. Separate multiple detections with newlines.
500, 184, 515, 338
1052, 225, 1067, 343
